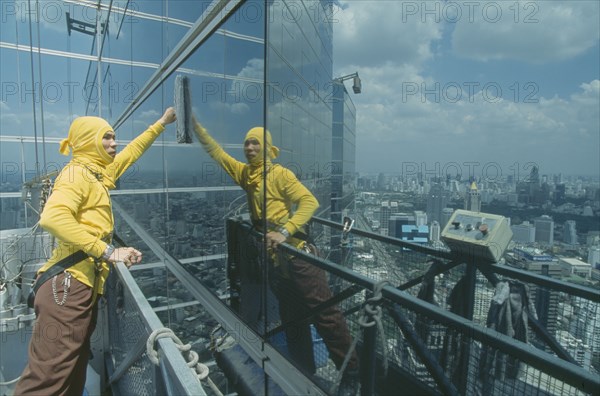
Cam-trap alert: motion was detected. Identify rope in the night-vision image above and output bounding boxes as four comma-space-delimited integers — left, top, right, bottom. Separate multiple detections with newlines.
0, 375, 21, 386
330, 280, 390, 395
147, 327, 223, 396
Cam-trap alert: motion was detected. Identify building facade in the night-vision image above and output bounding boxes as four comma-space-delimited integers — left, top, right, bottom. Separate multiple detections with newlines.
534, 215, 555, 246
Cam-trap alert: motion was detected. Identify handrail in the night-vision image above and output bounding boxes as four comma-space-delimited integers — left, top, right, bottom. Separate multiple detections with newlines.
277, 242, 600, 394
491, 263, 600, 302
311, 216, 600, 302
112, 203, 326, 396
108, 262, 207, 395
312, 216, 455, 260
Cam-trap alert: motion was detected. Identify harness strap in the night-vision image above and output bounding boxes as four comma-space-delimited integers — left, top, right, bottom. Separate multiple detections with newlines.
32, 250, 89, 295
251, 219, 313, 243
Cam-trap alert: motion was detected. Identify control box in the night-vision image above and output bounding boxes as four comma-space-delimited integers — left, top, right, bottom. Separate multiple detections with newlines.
441, 209, 513, 263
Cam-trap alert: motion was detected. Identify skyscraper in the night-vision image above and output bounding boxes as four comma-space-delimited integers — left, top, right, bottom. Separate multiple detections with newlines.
429, 221, 441, 243
414, 211, 428, 226
441, 207, 454, 230
563, 220, 578, 245
509, 248, 561, 341
389, 214, 416, 239
380, 201, 391, 236
534, 215, 555, 246
588, 247, 600, 269
426, 183, 449, 225
511, 221, 536, 244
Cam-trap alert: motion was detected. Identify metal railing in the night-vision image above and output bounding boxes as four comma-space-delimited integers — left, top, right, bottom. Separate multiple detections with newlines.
225, 216, 600, 395
102, 262, 207, 396
102, 214, 599, 395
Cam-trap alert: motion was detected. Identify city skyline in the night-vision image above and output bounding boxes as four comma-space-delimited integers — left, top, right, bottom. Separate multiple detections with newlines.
1, 1, 599, 179
0, 3, 598, 395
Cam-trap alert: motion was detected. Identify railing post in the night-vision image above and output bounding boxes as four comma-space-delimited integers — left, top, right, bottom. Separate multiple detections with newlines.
360, 314, 378, 396
457, 261, 477, 394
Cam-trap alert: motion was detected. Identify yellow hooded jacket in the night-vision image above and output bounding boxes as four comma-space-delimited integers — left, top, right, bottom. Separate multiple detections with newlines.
38, 117, 165, 294
193, 121, 318, 247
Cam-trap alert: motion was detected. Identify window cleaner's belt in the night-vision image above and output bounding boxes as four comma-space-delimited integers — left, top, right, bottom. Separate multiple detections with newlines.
251, 219, 312, 242
28, 234, 122, 308
28, 250, 89, 308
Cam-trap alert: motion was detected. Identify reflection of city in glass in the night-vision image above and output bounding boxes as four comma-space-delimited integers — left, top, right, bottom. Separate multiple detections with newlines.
1, 1, 599, 395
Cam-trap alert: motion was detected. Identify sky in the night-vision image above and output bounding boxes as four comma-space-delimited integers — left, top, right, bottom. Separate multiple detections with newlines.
331, 0, 600, 178
1, 0, 598, 183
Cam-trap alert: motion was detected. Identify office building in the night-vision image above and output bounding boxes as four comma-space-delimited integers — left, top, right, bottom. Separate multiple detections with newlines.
588, 247, 600, 269
534, 215, 555, 246
331, 77, 357, 224
512, 221, 536, 244
571, 297, 600, 359
508, 248, 561, 340
389, 214, 416, 239
563, 220, 578, 245
427, 183, 450, 225
429, 221, 441, 243
414, 211, 428, 226
441, 207, 454, 230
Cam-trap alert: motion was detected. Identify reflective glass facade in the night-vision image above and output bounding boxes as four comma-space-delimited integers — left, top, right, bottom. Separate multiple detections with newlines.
1, 0, 349, 354
332, 81, 357, 220
1, 0, 347, 237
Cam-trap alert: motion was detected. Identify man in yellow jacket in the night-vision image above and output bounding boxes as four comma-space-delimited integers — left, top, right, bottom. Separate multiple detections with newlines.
193, 116, 359, 391
15, 108, 176, 395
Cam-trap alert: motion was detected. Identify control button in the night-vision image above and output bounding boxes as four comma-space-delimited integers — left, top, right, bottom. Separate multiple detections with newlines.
479, 224, 489, 236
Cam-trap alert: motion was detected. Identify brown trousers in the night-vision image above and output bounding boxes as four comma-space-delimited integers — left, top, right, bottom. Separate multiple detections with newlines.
272, 254, 359, 374
15, 272, 98, 396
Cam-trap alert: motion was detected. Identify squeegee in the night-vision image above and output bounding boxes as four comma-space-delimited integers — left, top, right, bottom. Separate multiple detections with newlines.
174, 75, 193, 143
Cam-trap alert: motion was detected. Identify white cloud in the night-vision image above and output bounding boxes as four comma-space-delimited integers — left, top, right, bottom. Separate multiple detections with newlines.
334, 1, 443, 68
452, 1, 600, 62
207, 101, 250, 115
332, 1, 599, 175
353, 78, 599, 175
0, 102, 21, 128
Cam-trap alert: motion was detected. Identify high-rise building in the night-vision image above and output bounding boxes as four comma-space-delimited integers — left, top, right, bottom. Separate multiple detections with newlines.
517, 165, 541, 204
430, 221, 441, 243
414, 211, 428, 226
534, 215, 555, 246
331, 79, 357, 225
588, 247, 600, 269
587, 232, 600, 246
426, 183, 449, 225
330, 73, 358, 267
571, 297, 600, 359
563, 220, 578, 245
554, 184, 566, 203
380, 201, 391, 235
507, 248, 561, 340
377, 173, 386, 190
511, 221, 536, 244
389, 214, 415, 238
464, 181, 482, 212
441, 207, 454, 230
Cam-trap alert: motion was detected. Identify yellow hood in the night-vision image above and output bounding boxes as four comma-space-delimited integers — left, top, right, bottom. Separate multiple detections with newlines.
244, 127, 279, 164
59, 116, 115, 167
